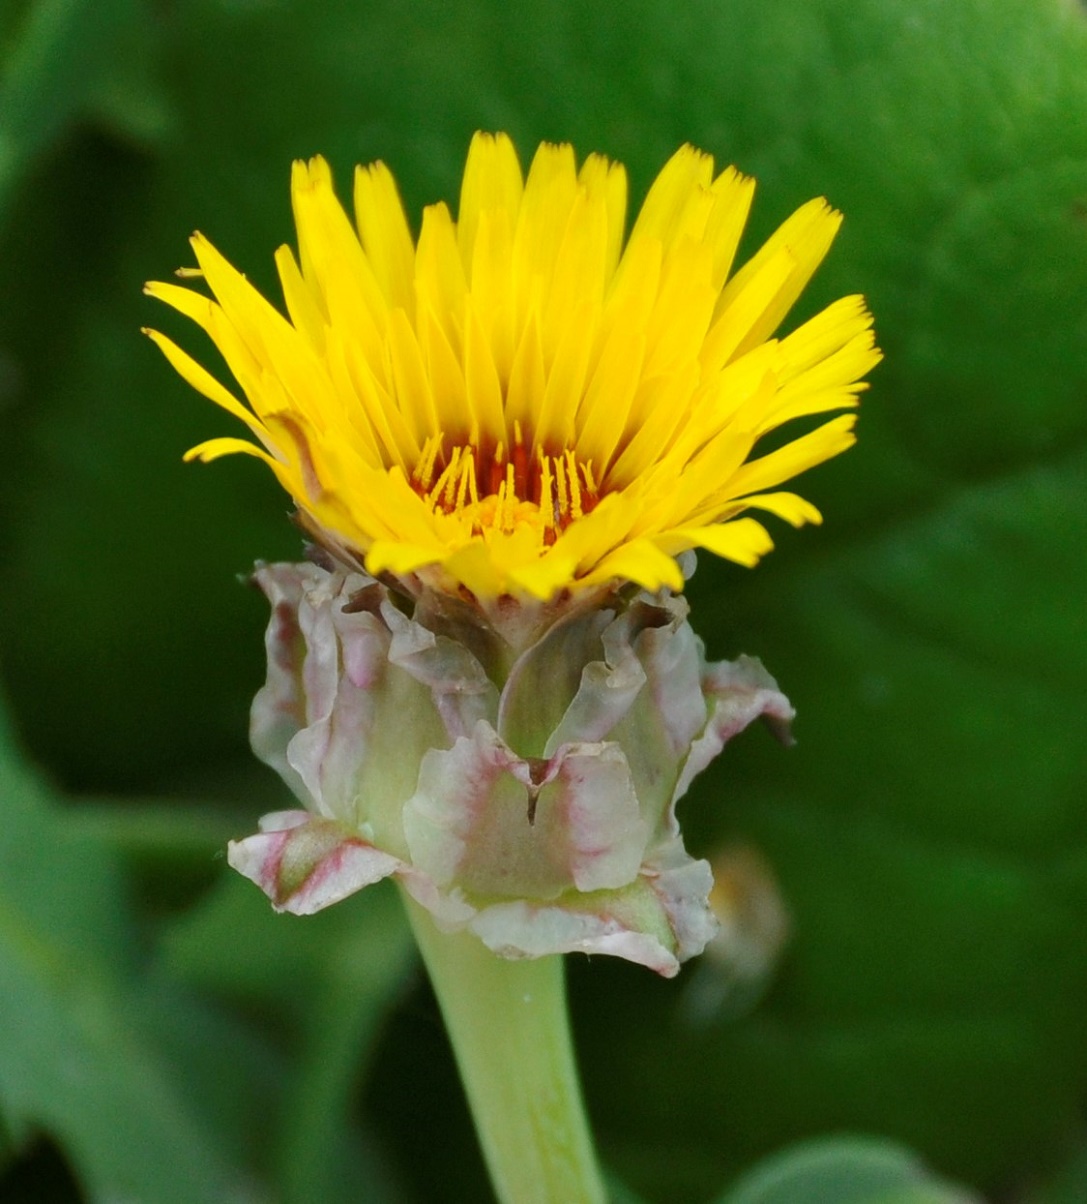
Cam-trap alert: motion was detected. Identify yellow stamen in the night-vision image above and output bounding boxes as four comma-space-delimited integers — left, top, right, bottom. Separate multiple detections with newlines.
429, 445, 461, 509
538, 450, 555, 529
495, 478, 508, 532
565, 449, 582, 520
455, 449, 475, 511
504, 462, 517, 529
466, 453, 480, 506
555, 454, 569, 520
415, 433, 442, 492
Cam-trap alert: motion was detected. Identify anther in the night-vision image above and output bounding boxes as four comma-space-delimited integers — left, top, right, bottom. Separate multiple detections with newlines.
429, 445, 462, 509
455, 450, 475, 511
555, 455, 569, 519
565, 449, 582, 520
414, 434, 442, 492
483, 440, 503, 495
538, 450, 555, 528
512, 420, 529, 499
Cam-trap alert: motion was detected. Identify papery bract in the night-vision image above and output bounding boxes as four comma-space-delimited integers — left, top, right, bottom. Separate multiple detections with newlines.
229, 562, 794, 976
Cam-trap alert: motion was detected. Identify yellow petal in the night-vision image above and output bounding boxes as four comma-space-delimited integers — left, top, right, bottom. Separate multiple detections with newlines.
727, 413, 858, 498
354, 160, 417, 314
183, 436, 278, 465
628, 144, 714, 248
581, 538, 686, 593
578, 152, 628, 283
720, 491, 823, 528
512, 141, 579, 334
365, 539, 445, 577
463, 300, 507, 446
415, 201, 467, 354
457, 132, 524, 272
143, 328, 271, 445
143, 280, 216, 331
661, 518, 774, 567
275, 244, 326, 353
705, 166, 756, 290
469, 207, 517, 382
713, 197, 843, 356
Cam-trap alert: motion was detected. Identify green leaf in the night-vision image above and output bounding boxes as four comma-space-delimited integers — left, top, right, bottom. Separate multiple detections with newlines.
605, 1169, 654, 1204
275, 887, 413, 1204
0, 0, 169, 219
70, 796, 407, 1201
161, 874, 416, 1204
66, 797, 254, 907
716, 1136, 976, 1204
0, 702, 252, 1202
1024, 1141, 1087, 1204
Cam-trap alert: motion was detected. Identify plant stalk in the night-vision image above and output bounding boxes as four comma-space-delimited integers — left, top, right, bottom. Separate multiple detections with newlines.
404, 896, 607, 1204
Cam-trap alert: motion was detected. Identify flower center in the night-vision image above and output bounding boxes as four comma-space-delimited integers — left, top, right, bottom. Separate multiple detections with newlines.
411, 423, 600, 542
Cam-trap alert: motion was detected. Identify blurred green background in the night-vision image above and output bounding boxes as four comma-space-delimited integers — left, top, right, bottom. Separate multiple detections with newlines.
1, 0, 1086, 1200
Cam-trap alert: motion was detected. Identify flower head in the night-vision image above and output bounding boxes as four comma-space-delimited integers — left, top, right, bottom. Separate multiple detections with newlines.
146, 133, 879, 606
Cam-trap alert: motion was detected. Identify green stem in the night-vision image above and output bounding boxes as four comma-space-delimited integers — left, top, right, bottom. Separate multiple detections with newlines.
404, 896, 607, 1204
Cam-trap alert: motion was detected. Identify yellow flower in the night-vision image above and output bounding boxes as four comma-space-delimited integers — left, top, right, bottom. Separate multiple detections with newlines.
145, 132, 880, 602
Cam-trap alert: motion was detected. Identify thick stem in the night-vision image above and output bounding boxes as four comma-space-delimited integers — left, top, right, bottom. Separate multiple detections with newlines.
404, 896, 607, 1204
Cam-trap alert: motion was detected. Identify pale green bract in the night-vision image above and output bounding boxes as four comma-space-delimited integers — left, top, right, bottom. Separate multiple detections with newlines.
229, 561, 794, 975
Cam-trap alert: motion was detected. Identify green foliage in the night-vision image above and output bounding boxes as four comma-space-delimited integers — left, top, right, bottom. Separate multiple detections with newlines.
1025, 1141, 1087, 1204
716, 1135, 976, 1204
161, 873, 415, 1204
0, 0, 169, 218
1, 0, 1085, 1200
0, 692, 414, 1201
0, 703, 250, 1201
